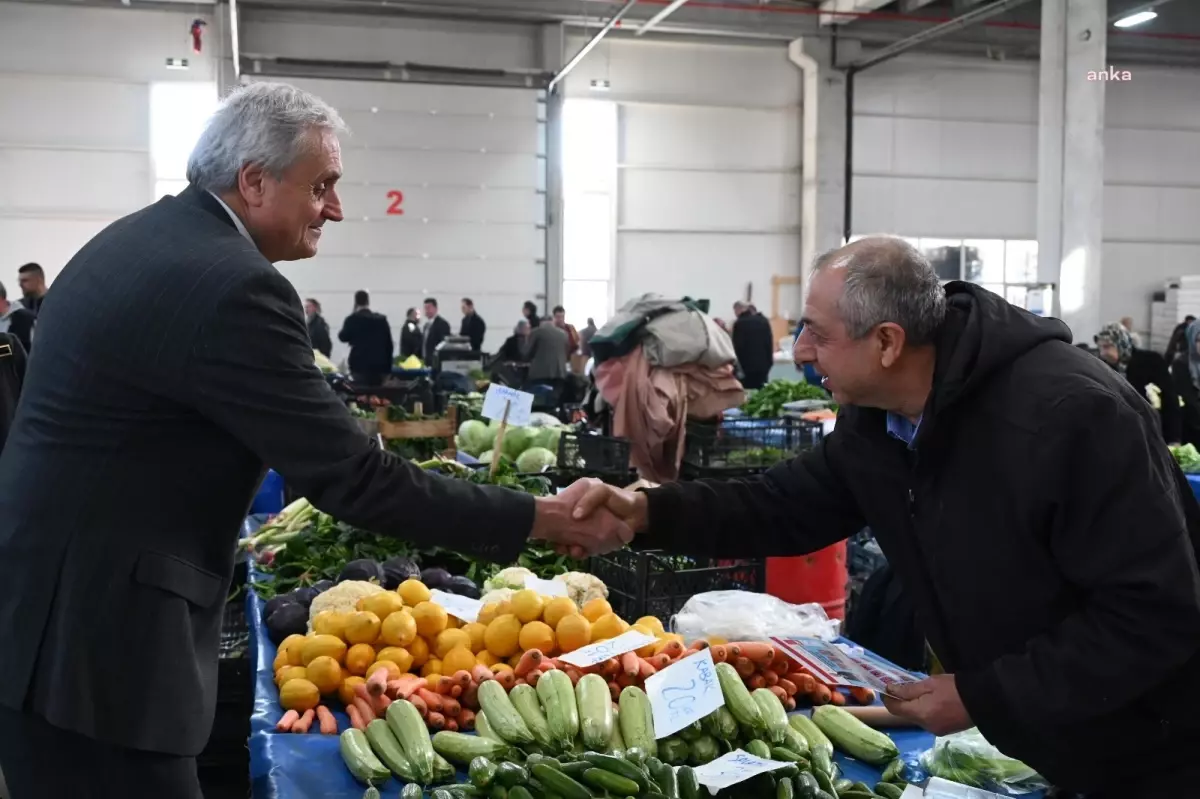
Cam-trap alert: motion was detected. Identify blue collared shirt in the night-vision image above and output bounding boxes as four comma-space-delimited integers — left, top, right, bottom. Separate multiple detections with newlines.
886, 412, 921, 449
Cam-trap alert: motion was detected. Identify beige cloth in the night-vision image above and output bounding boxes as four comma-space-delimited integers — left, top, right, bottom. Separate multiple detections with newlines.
595, 345, 745, 482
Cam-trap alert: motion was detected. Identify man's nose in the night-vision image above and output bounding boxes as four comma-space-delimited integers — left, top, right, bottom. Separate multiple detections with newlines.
323, 188, 344, 223
793, 330, 815, 363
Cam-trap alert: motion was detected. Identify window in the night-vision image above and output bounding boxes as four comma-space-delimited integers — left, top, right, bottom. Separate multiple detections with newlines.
561, 99, 617, 327
150, 82, 218, 199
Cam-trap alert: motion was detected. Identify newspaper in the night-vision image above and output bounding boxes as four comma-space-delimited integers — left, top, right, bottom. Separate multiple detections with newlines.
770, 636, 921, 697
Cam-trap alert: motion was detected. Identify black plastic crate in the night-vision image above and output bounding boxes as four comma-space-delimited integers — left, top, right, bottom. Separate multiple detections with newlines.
589, 549, 764, 621
683, 417, 824, 474
558, 429, 631, 476
217, 598, 252, 706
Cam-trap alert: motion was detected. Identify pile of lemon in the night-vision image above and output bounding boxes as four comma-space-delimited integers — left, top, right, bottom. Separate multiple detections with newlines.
271, 578, 678, 712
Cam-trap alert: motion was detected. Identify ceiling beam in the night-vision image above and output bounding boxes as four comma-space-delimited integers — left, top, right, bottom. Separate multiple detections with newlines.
899, 0, 939, 11
951, 0, 987, 12
636, 0, 691, 36
820, 0, 893, 27
547, 0, 639, 92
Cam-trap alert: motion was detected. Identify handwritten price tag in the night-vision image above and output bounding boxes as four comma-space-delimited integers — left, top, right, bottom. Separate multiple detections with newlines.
523, 575, 569, 597
691, 750, 795, 792
645, 647, 724, 739
482, 384, 534, 427
557, 630, 658, 668
429, 590, 482, 623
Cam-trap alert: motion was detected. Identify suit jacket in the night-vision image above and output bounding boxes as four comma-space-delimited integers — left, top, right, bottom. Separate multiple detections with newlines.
308, 313, 333, 358
732, 311, 775, 377
399, 320, 423, 360
339, 308, 393, 376
526, 323, 569, 382
423, 315, 451, 363
0, 332, 27, 454
460, 313, 486, 353
0, 306, 35, 354
0, 186, 535, 756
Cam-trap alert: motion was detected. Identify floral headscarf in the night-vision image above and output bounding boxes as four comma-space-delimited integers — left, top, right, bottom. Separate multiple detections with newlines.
1095, 322, 1133, 373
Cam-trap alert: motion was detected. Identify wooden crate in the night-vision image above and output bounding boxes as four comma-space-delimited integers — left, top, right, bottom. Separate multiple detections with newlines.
375, 404, 458, 458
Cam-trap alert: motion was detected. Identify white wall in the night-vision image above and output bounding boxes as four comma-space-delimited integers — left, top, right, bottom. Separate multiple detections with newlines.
852, 53, 1200, 340
564, 36, 804, 323
0, 2, 217, 285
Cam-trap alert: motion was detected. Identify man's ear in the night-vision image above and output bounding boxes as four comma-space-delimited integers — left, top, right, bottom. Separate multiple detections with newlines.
878, 322, 907, 368
238, 163, 268, 208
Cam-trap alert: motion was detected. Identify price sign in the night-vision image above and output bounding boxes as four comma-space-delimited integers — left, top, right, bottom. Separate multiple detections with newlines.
482, 384, 534, 427
429, 590, 482, 623
691, 750, 794, 792
645, 648, 724, 739
523, 575, 569, 598
557, 630, 658, 668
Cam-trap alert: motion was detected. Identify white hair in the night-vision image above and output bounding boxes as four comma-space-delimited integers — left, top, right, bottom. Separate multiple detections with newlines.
186, 82, 349, 193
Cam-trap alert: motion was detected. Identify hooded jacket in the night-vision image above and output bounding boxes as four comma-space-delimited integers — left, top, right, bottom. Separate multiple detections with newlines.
642, 283, 1200, 793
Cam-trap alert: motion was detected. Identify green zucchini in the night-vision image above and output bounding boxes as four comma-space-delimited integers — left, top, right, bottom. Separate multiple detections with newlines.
607, 707, 627, 756
365, 719, 420, 782
752, 689, 789, 745
811, 707, 898, 767
618, 686, 658, 757
495, 763, 529, 788
873, 785, 903, 799
787, 715, 833, 762
582, 767, 641, 796
433, 731, 515, 767
780, 726, 810, 758
476, 711, 503, 743
776, 777, 795, 799
714, 662, 766, 734
580, 752, 651, 792
688, 735, 720, 766
880, 760, 903, 784
433, 754, 457, 784
576, 674, 614, 751
478, 680, 536, 746
713, 707, 739, 741
469, 757, 499, 790
531, 763, 593, 799
657, 738, 690, 767
510, 684, 556, 751
341, 728, 392, 786
537, 669, 581, 751
744, 740, 772, 760
677, 766, 701, 799
402, 784, 425, 799
810, 746, 833, 778
388, 698, 437, 784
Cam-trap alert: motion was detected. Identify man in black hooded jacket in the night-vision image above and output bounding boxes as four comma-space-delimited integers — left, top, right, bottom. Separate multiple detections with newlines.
566, 237, 1200, 797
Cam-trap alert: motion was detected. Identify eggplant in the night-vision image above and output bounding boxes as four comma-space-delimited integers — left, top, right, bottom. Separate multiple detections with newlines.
338, 558, 385, 585
420, 567, 452, 589
312, 579, 334, 594
263, 595, 296, 620
443, 575, 481, 598
266, 603, 308, 644
292, 586, 320, 609
382, 557, 421, 590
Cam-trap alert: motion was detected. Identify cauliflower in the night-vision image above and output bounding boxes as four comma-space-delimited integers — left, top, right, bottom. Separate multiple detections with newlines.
480, 588, 516, 607
307, 580, 385, 628
483, 567, 535, 594
554, 572, 608, 607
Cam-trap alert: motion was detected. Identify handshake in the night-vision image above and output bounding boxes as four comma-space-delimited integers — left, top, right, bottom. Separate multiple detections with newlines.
529, 478, 649, 558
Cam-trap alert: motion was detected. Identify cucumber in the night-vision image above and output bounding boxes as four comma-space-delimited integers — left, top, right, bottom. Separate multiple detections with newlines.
793, 773, 819, 799
811, 707, 898, 767
341, 728, 392, 786
780, 726, 810, 758
365, 719, 420, 782
813, 792, 836, 799
433, 731, 515, 766
478, 680, 536, 746
580, 752, 652, 792
433, 754, 457, 784
508, 788, 534, 799
713, 707, 739, 741
648, 758, 679, 799
618, 686, 658, 757
575, 674, 614, 751
873, 785, 902, 799
495, 763, 529, 788
657, 738, 690, 766
440, 785, 483, 797
510, 684, 556, 750
489, 786, 508, 799
848, 782, 875, 795
813, 769, 836, 798
560, 762, 592, 780
524, 754, 562, 772
744, 740, 772, 760
537, 669, 581, 751
582, 767, 641, 796
770, 747, 808, 765
751, 689, 789, 745
469, 757, 499, 789
788, 715, 833, 762
531, 763, 593, 799
625, 747, 648, 767
714, 662, 765, 734
677, 766, 701, 799
363, 788, 382, 799
810, 746, 833, 778
402, 784, 425, 799
776, 777, 795, 799
678, 720, 704, 742
832, 779, 853, 794
880, 760, 903, 784
388, 698, 437, 784
432, 790, 456, 799
688, 735, 720, 766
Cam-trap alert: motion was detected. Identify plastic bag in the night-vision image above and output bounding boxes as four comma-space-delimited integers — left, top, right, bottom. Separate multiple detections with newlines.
671, 590, 840, 642
919, 728, 1049, 795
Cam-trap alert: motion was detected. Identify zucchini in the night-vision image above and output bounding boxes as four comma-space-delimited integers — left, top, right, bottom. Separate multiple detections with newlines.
433, 754, 457, 784
618, 686, 658, 757
776, 777, 795, 799
478, 680, 536, 746
433, 731, 514, 766
341, 728, 392, 786
625, 747, 648, 767
744, 740, 771, 760
582, 767, 641, 796
537, 669, 581, 751
714, 662, 766, 734
388, 698, 437, 784
688, 735, 720, 766
648, 758, 679, 799
580, 752, 651, 792
787, 715, 833, 762
810, 747, 833, 778
475, 711, 503, 743
531, 763, 593, 799
713, 707, 739, 741
510, 684, 556, 751
880, 760, 903, 784
873, 784, 902, 799
402, 784, 425, 799
677, 766, 701, 799
365, 719, 420, 782
751, 689, 789, 745
607, 706, 627, 756
780, 726, 810, 758
575, 674, 614, 751
657, 738, 690, 767
495, 762, 529, 788
793, 773, 819, 799
469, 757, 499, 790
678, 721, 704, 742
811, 707, 898, 767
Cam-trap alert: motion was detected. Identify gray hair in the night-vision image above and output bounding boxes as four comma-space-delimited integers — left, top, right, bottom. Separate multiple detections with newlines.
813, 236, 945, 346
186, 82, 348, 193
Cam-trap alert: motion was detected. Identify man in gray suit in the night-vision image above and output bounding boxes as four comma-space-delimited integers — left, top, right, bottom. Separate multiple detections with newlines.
0, 83, 630, 797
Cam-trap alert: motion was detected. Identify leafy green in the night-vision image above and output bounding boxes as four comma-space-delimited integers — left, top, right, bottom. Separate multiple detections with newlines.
741, 380, 832, 418
724, 447, 787, 467
1170, 443, 1200, 473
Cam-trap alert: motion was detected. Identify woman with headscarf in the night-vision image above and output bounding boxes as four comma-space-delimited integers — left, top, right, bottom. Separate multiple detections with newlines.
1170, 319, 1200, 446
1095, 321, 1181, 444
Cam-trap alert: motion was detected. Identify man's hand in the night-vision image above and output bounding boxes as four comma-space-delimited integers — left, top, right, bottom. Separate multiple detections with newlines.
570, 480, 649, 532
881, 674, 972, 736
530, 478, 635, 559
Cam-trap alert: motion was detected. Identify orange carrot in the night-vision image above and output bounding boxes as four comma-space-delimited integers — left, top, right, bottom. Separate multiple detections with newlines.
769, 657, 791, 675
316, 705, 338, 735
729, 642, 775, 664
709, 645, 729, 663
416, 687, 444, 714
346, 704, 368, 731
426, 712, 446, 731
408, 695, 429, 718
292, 708, 315, 733
778, 679, 798, 697
608, 681, 621, 701
783, 696, 797, 712
373, 693, 393, 716
748, 674, 767, 690
449, 670, 473, 690
830, 689, 846, 706
366, 668, 390, 697
276, 710, 300, 732
849, 686, 877, 705
458, 709, 476, 730
385, 680, 405, 699
494, 670, 517, 691
661, 640, 685, 660
763, 670, 779, 687
810, 683, 832, 705
472, 664, 496, 683
795, 674, 817, 695
514, 650, 543, 678
427, 675, 448, 695
397, 678, 427, 700
734, 657, 755, 678
463, 682, 479, 710
620, 652, 640, 679
353, 696, 376, 722
442, 697, 462, 718
647, 653, 671, 670
768, 685, 788, 702
636, 658, 657, 680
617, 672, 636, 688
598, 658, 620, 679
687, 639, 710, 652
445, 718, 459, 732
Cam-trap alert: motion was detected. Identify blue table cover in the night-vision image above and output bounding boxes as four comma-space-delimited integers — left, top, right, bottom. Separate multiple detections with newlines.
1188, 473, 1200, 501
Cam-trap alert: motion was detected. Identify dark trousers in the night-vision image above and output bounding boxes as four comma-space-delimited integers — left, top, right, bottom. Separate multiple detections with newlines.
0, 705, 202, 798
741, 369, 770, 390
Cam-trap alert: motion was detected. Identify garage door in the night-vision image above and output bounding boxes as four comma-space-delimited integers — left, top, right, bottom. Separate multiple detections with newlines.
248, 76, 547, 364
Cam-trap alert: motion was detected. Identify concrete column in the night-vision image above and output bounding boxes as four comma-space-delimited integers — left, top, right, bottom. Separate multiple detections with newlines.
788, 38, 846, 294
540, 23, 566, 311
1037, 0, 1106, 341
211, 2, 239, 95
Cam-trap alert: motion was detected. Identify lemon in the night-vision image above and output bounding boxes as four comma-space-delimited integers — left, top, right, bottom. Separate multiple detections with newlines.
590, 612, 626, 642
279, 678, 320, 712
421, 658, 443, 678
379, 608, 418, 647
477, 603, 502, 626
630, 625, 658, 657
398, 579, 432, 606
408, 635, 431, 668
511, 589, 545, 624
412, 601, 449, 638
519, 621, 556, 654
344, 643, 376, 676
542, 597, 578, 629
462, 622, 487, 653
339, 675, 365, 706
635, 616, 666, 636
581, 598, 612, 623
361, 591, 406, 621
556, 614, 591, 653
484, 613, 522, 658
343, 611, 382, 645
435, 628, 472, 659
305, 655, 343, 695
312, 610, 351, 640
375, 646, 414, 673
442, 646, 477, 675
476, 650, 500, 667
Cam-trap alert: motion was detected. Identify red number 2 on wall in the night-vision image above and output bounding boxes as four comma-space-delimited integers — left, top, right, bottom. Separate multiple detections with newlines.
386, 190, 405, 215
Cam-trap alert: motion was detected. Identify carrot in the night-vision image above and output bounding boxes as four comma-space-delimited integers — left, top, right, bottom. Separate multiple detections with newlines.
830, 689, 846, 706
636, 658, 657, 680
397, 678, 427, 700
608, 681, 621, 701
408, 695, 429, 718
661, 640, 685, 660
810, 683, 832, 706
768, 685, 788, 703
458, 709, 476, 730
416, 688, 444, 714
709, 645, 729, 663
849, 686, 877, 705
782, 696, 797, 712
426, 712, 446, 731
353, 696, 376, 722
598, 658, 620, 679
276, 710, 300, 732
445, 718, 459, 732
763, 670, 780, 687
563, 666, 583, 685
647, 653, 672, 670
346, 704, 368, 731
373, 693, 393, 716
472, 664, 496, 683
427, 675, 447, 695
292, 708, 315, 733
617, 672, 636, 688
733, 657, 755, 678
316, 705, 338, 735
619, 652, 640, 679
729, 642, 775, 664
366, 668, 390, 697
514, 649, 544, 678
769, 657, 791, 675
747, 674, 767, 690
449, 670, 473, 691
385, 680, 405, 699
449, 683, 464, 698
494, 670, 517, 691
687, 639, 710, 652
778, 679, 798, 697
442, 697, 462, 718
463, 682, 480, 710
794, 674, 817, 695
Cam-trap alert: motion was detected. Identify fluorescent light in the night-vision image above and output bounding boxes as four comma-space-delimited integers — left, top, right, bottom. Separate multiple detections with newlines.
1114, 10, 1157, 27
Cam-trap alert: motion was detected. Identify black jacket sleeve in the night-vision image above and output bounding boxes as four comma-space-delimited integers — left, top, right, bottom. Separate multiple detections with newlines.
310, 317, 333, 357
9, 311, 33, 355
957, 389, 1200, 728
1153, 355, 1182, 444
184, 270, 535, 562
640, 430, 865, 557
338, 314, 355, 344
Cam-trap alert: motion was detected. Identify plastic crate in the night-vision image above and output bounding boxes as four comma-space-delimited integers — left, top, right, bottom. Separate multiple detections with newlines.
217, 597, 251, 707
683, 417, 824, 474
558, 429, 631, 476
589, 549, 764, 621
